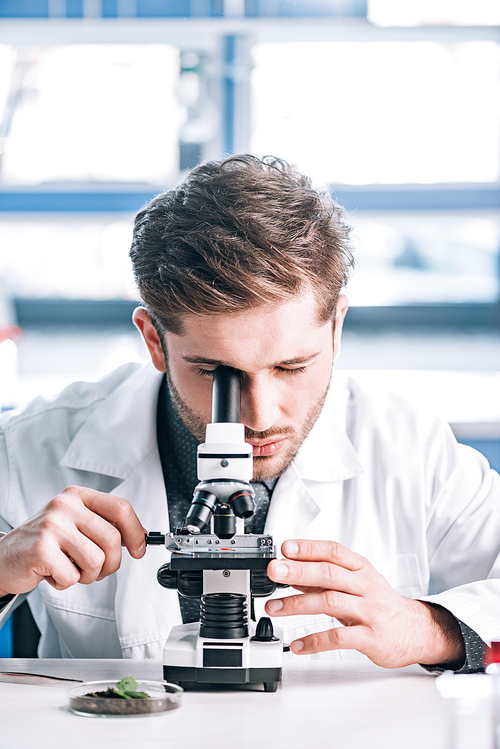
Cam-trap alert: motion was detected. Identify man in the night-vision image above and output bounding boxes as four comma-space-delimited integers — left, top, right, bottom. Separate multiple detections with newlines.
0, 155, 498, 667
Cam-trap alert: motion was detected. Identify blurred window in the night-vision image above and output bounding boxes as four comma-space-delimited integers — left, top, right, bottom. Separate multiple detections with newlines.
346, 213, 500, 306
368, 0, 500, 26
0, 27, 498, 322
0, 214, 137, 300
0, 44, 182, 184
251, 40, 500, 186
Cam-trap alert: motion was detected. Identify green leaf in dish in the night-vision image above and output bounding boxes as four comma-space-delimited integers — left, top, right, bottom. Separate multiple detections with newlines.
111, 677, 150, 699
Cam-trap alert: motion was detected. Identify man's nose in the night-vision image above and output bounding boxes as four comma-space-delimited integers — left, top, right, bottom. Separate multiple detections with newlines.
240, 375, 281, 434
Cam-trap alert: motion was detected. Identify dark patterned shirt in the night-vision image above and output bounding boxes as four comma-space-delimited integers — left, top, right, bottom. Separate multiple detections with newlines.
423, 619, 486, 674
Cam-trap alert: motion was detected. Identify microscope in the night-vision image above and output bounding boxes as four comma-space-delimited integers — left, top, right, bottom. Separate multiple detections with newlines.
146, 366, 284, 692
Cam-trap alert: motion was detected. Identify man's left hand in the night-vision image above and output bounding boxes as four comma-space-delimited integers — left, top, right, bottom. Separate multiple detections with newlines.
265, 539, 465, 669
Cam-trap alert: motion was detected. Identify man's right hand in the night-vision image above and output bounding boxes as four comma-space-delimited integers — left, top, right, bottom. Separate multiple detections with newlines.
0, 486, 147, 597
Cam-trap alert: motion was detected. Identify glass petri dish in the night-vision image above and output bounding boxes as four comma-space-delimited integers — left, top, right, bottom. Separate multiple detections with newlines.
67, 680, 183, 718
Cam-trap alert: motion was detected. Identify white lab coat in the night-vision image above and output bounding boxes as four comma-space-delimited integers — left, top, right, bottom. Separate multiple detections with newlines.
0, 361, 499, 659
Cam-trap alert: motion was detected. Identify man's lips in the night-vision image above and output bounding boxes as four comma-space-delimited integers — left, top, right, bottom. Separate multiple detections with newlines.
248, 438, 288, 457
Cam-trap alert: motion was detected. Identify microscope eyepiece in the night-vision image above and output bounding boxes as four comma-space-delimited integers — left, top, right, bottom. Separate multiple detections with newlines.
212, 367, 241, 424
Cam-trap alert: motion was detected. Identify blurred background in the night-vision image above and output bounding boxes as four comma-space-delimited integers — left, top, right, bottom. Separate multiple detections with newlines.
0, 1, 499, 435
0, 2, 499, 432
0, 0, 499, 656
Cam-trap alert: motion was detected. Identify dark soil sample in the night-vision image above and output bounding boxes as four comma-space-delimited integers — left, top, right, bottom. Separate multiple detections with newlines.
69, 678, 180, 716
85, 687, 148, 699
69, 694, 171, 716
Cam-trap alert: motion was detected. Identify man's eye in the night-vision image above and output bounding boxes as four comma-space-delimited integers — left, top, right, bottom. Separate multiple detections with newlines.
197, 368, 215, 378
276, 366, 308, 375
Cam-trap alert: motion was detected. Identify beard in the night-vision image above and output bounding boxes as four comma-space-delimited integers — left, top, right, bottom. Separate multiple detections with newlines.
165, 366, 329, 482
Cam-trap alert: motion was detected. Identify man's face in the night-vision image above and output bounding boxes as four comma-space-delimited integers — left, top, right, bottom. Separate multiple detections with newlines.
157, 289, 346, 482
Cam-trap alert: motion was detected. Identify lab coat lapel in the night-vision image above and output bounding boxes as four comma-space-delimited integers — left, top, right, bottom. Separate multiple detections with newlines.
264, 465, 318, 555
60, 362, 163, 481
265, 376, 364, 552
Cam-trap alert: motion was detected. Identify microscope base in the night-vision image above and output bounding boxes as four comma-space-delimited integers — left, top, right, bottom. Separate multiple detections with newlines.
164, 665, 281, 692
163, 621, 283, 692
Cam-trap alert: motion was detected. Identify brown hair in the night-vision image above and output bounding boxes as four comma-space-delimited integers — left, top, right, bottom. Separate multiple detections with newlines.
129, 154, 354, 334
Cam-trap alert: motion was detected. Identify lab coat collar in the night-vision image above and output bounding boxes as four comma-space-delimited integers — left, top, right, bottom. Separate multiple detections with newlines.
291, 375, 364, 483
60, 362, 164, 479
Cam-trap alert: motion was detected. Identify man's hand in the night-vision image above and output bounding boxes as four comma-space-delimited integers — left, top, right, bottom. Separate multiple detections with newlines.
265, 539, 465, 669
0, 486, 147, 597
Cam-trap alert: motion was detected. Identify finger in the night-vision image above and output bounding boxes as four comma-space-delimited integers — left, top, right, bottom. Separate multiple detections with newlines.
267, 558, 364, 596
282, 539, 365, 572
32, 539, 83, 591
290, 625, 365, 655
44, 492, 125, 580
58, 527, 116, 585
62, 487, 147, 559
265, 589, 362, 620
0, 524, 83, 594
66, 513, 123, 581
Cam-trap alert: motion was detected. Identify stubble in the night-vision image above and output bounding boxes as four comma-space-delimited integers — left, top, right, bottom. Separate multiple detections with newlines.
166, 366, 329, 482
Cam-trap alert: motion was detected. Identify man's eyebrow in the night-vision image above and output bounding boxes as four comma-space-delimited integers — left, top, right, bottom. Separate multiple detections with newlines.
277, 353, 322, 366
182, 356, 230, 366
181, 353, 321, 367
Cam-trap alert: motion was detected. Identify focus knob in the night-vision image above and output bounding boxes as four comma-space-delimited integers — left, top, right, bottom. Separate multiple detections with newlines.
251, 616, 279, 642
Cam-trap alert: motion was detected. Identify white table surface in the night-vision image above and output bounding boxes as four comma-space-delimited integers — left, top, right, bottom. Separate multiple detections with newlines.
0, 657, 448, 749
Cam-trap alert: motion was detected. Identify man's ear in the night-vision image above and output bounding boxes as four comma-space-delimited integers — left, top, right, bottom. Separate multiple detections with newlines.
132, 307, 167, 373
333, 294, 349, 362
